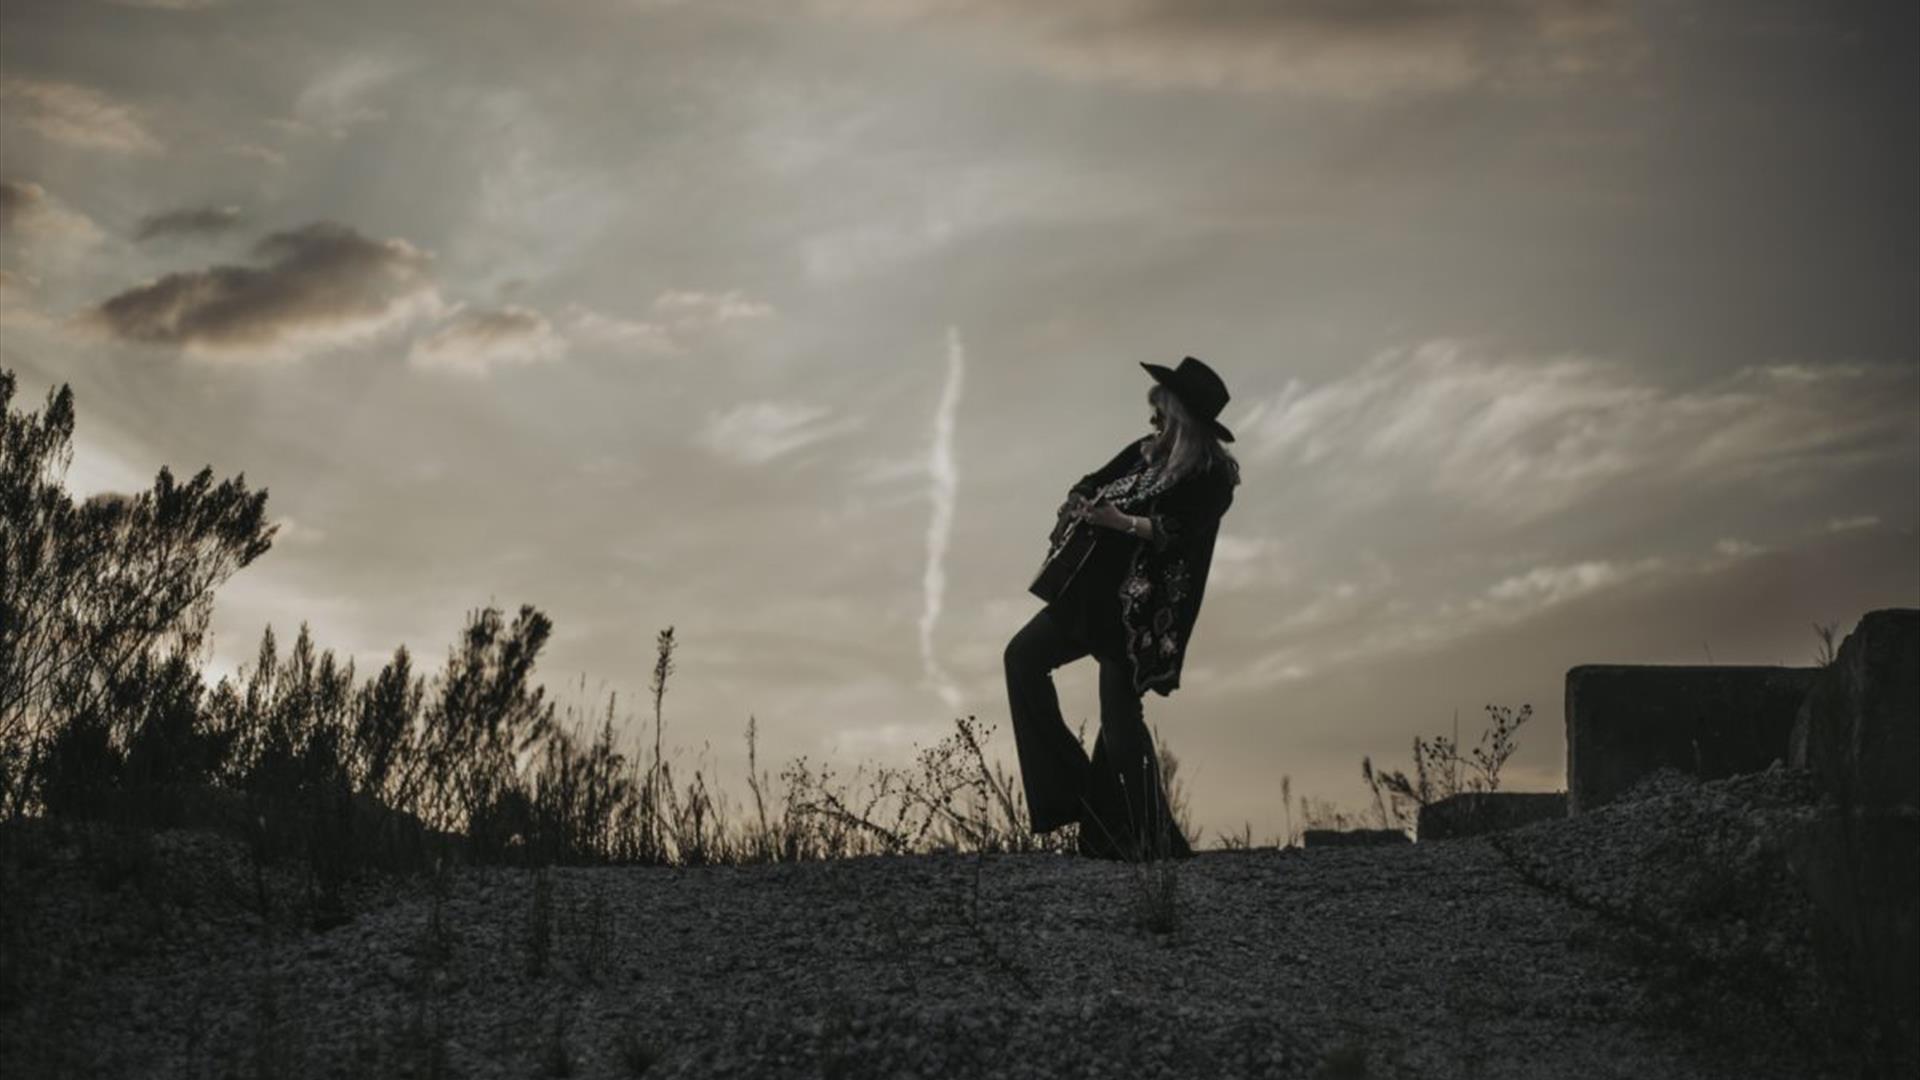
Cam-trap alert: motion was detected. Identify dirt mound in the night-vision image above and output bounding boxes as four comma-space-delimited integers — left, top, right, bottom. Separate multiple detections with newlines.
0, 788, 1883, 1079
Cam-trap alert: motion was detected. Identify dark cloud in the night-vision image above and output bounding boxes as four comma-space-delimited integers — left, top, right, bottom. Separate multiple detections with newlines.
1033, 0, 1617, 43
823, 0, 1631, 94
104, 0, 226, 10
0, 179, 41, 232
88, 221, 436, 352
407, 303, 565, 375
399, 297, 560, 374
134, 204, 245, 242
0, 178, 100, 264
440, 305, 544, 342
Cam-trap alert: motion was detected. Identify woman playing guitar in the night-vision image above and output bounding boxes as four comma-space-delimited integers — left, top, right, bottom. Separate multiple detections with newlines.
1006, 356, 1240, 861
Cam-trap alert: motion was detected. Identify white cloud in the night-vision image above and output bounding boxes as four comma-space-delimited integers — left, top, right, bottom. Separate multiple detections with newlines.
271, 516, 328, 547
1476, 558, 1660, 611
846, 454, 930, 487
803, 221, 947, 284
555, 292, 774, 358
62, 433, 154, 500
1218, 550, 1673, 694
408, 303, 568, 377
698, 400, 863, 466
1, 180, 110, 287
1216, 648, 1315, 694
1235, 341, 1920, 524
1826, 514, 1881, 533
452, 87, 630, 285
289, 52, 410, 136
0, 270, 63, 337
0, 180, 105, 246
1429, 554, 1667, 643
795, 159, 1152, 283
1756, 363, 1866, 384
653, 289, 775, 327
1206, 532, 1296, 593
561, 303, 680, 355
1261, 577, 1376, 637
0, 77, 164, 155
225, 142, 288, 168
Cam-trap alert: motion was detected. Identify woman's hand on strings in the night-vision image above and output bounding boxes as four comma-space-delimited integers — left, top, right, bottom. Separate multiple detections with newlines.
1078, 500, 1135, 533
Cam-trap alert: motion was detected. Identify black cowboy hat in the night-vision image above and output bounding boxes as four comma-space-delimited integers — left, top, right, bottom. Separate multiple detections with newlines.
1140, 356, 1235, 443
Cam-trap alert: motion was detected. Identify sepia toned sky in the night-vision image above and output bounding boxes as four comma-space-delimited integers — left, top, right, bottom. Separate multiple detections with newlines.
3, 0, 1916, 842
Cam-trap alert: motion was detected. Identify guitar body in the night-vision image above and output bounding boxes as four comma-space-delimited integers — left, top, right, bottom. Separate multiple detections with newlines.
1029, 515, 1102, 603
1031, 456, 1168, 604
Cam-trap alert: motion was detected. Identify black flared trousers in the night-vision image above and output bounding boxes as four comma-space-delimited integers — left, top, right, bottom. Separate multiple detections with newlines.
1003, 605, 1188, 858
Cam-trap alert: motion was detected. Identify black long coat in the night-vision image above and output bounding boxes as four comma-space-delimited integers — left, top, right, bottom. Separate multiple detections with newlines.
1053, 437, 1236, 697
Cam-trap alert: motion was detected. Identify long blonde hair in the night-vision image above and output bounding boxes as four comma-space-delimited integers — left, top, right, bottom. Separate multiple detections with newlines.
1143, 382, 1240, 489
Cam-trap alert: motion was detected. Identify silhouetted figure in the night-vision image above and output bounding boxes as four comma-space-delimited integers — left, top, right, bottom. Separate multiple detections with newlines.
1006, 357, 1240, 861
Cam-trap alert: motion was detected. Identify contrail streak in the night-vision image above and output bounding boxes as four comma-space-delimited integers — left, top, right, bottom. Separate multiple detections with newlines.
919, 327, 965, 712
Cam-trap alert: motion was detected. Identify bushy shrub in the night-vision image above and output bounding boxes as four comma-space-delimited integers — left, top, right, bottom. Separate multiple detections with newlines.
1, 370, 274, 816
1361, 703, 1534, 832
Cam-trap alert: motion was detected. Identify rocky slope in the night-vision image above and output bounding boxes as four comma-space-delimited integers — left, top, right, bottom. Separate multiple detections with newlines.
0, 769, 1877, 1079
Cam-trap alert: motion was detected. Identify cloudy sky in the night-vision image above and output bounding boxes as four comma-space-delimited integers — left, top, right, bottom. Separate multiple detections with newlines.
3, 0, 1915, 842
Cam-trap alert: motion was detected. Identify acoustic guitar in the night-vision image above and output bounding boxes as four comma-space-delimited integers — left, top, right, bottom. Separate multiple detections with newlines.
1029, 497, 1103, 603
1029, 460, 1170, 604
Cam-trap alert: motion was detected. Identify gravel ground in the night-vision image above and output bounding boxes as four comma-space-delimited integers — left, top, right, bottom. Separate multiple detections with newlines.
0, 771, 1868, 1079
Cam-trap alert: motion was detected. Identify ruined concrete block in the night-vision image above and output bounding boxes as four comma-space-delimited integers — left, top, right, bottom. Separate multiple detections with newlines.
1787, 806, 1920, 1056
1417, 791, 1567, 841
1783, 608, 1919, 1053
1302, 828, 1409, 848
1789, 608, 1920, 812
1564, 664, 1820, 814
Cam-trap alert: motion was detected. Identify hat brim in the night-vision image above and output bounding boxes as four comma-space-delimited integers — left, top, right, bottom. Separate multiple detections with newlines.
1141, 362, 1235, 443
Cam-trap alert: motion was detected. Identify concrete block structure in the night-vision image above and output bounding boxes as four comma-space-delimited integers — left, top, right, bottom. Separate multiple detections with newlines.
1785, 608, 1919, 1054
1790, 608, 1920, 812
1564, 664, 1820, 814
